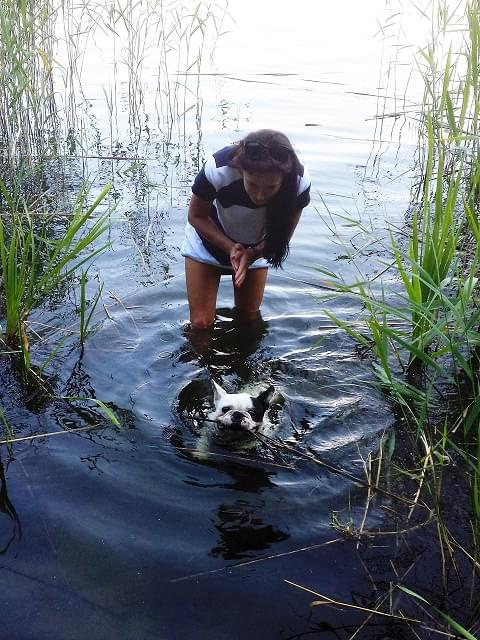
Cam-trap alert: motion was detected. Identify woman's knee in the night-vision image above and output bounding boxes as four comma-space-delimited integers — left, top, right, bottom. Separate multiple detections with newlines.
189, 311, 215, 329
233, 307, 262, 323
185, 258, 220, 329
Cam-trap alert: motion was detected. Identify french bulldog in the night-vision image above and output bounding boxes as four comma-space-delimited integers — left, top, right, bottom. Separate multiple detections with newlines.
208, 380, 275, 432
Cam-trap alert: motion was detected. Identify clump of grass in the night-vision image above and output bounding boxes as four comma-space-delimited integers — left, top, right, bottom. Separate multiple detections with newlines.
0, 181, 113, 360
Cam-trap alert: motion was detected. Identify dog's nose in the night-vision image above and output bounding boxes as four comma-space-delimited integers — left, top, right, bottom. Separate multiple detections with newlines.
231, 411, 246, 424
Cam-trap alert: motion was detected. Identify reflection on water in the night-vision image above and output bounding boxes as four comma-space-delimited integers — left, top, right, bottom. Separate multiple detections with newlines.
175, 439, 290, 561
0, 456, 21, 554
211, 491, 289, 561
181, 306, 269, 382
63, 358, 97, 400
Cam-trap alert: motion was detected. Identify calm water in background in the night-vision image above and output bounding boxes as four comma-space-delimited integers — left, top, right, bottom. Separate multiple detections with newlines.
0, 2, 434, 638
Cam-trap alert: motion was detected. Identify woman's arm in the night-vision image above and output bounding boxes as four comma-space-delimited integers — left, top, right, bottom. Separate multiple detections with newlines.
288, 209, 303, 241
188, 193, 235, 255
234, 208, 304, 286
189, 193, 248, 284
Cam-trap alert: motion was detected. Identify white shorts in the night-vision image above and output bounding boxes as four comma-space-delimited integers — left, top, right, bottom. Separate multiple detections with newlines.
181, 223, 269, 270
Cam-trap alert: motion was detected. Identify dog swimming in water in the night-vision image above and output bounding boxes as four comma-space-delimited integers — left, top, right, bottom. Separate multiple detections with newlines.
183, 379, 277, 458
208, 380, 275, 433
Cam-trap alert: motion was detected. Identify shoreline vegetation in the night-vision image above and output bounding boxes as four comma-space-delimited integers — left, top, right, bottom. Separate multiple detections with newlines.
0, 0, 224, 428
1, 0, 480, 638
315, 0, 480, 636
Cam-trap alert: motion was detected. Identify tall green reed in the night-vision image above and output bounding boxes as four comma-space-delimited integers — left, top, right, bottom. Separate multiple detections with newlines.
320, 0, 480, 426
302, 4, 480, 634
0, 0, 58, 175
316, 3, 480, 578
0, 182, 112, 356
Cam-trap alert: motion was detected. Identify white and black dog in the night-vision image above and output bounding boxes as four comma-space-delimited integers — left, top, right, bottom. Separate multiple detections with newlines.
208, 380, 275, 433
187, 380, 277, 457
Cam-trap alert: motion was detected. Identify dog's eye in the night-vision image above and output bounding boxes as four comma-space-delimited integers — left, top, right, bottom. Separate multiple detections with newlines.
221, 406, 232, 413
248, 409, 258, 417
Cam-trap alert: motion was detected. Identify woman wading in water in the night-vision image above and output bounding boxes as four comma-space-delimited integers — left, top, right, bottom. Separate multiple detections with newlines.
182, 129, 311, 329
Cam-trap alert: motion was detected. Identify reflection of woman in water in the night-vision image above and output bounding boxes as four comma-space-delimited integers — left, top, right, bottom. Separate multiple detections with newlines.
182, 129, 311, 329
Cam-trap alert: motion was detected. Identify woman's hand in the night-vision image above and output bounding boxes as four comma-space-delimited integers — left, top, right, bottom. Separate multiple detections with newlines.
230, 244, 255, 287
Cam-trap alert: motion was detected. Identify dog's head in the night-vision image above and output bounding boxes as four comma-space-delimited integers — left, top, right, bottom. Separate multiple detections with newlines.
209, 380, 275, 432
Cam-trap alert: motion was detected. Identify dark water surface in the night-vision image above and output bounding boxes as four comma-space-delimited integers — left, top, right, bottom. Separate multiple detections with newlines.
0, 1, 432, 638
2, 277, 395, 639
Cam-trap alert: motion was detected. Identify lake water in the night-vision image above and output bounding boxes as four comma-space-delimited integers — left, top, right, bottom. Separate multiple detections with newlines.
0, 1, 445, 638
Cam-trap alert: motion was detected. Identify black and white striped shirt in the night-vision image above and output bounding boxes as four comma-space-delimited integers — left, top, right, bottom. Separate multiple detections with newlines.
181, 144, 311, 268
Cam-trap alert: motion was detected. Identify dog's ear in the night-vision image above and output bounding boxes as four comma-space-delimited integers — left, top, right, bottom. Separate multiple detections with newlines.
257, 385, 275, 409
212, 380, 227, 403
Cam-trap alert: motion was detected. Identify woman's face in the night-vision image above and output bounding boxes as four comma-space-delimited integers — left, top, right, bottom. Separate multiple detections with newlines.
242, 170, 283, 206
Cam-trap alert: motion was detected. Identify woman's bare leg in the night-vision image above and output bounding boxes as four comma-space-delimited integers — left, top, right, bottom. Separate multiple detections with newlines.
233, 267, 268, 320
185, 258, 221, 329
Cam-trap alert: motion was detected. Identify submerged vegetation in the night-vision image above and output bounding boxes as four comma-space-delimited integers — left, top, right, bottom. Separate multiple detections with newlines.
316, 0, 480, 635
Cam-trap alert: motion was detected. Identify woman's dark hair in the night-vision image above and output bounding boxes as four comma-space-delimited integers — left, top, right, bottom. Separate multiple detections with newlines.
229, 129, 302, 268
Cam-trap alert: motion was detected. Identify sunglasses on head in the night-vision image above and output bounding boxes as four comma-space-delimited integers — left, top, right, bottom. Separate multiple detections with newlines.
243, 141, 292, 163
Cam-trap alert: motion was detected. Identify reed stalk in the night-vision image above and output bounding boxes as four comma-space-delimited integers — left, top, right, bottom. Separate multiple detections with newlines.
0, 0, 58, 177
79, 269, 104, 346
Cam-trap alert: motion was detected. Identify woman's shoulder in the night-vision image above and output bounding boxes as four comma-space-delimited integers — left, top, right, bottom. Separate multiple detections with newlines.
211, 144, 237, 167
204, 145, 242, 188
295, 159, 311, 195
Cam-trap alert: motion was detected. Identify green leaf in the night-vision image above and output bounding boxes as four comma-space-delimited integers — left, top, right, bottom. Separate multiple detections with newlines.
398, 586, 479, 640
60, 397, 122, 428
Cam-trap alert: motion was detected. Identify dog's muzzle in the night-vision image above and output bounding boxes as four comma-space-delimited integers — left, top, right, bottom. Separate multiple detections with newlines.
217, 411, 256, 431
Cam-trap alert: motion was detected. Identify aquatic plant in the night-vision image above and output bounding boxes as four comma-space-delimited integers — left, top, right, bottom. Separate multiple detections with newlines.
317, 0, 480, 472
79, 269, 104, 346
0, 0, 58, 176
398, 585, 479, 640
0, 181, 112, 357
313, 1, 480, 632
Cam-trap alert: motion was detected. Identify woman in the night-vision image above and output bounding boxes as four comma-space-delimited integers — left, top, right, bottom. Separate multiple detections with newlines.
182, 129, 311, 329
